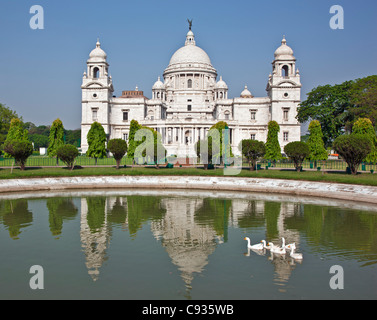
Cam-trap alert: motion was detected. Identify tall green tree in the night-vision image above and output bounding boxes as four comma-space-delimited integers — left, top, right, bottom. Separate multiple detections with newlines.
297, 81, 354, 147
127, 120, 142, 161
0, 103, 20, 151
86, 121, 107, 165
4, 118, 29, 158
48, 119, 65, 165
209, 121, 233, 164
352, 118, 377, 164
265, 121, 282, 161
349, 75, 377, 128
307, 120, 328, 164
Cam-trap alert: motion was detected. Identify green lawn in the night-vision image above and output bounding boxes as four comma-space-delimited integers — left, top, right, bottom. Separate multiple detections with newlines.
0, 165, 376, 187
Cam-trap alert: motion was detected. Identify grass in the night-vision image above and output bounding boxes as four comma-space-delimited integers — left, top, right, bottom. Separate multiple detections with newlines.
0, 165, 376, 187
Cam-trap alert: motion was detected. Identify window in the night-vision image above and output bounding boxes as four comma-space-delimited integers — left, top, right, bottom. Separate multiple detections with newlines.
187, 105, 192, 111
188, 79, 192, 88
283, 132, 289, 141
225, 112, 229, 120
250, 134, 256, 140
283, 109, 289, 121
93, 67, 99, 79
250, 112, 256, 120
92, 110, 97, 121
282, 65, 289, 77
123, 111, 128, 121
123, 133, 128, 141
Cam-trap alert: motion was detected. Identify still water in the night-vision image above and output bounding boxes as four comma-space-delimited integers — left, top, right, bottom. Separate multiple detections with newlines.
0, 189, 376, 300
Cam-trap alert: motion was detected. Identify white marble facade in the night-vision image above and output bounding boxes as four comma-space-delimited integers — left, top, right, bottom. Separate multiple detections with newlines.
81, 25, 301, 156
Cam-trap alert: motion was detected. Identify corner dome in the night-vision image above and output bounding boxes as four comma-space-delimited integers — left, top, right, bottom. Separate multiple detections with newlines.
215, 76, 228, 89
89, 40, 107, 62
152, 76, 165, 89
274, 36, 295, 60
240, 85, 253, 98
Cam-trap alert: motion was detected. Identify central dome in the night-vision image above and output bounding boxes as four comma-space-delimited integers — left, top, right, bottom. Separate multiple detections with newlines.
169, 45, 212, 66
164, 29, 216, 76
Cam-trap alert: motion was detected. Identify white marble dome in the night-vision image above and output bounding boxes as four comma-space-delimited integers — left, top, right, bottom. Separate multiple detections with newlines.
164, 30, 217, 76
168, 43, 212, 66
274, 36, 295, 60
152, 76, 165, 89
240, 85, 253, 98
89, 40, 107, 62
215, 76, 228, 89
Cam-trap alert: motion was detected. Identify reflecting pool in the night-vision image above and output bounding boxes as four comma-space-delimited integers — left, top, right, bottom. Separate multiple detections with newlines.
0, 189, 377, 300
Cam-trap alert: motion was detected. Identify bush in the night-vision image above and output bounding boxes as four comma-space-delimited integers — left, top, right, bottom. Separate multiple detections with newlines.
239, 139, 265, 170
108, 138, 128, 169
284, 141, 310, 172
4, 140, 33, 170
57, 144, 79, 170
333, 134, 372, 175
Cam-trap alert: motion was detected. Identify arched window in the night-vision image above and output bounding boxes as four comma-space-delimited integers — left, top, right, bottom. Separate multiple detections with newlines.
93, 67, 100, 79
282, 65, 289, 77
187, 79, 192, 88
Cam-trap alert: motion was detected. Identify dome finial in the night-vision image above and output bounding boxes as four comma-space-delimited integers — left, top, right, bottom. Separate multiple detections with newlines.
187, 18, 193, 31
96, 37, 100, 47
282, 35, 286, 45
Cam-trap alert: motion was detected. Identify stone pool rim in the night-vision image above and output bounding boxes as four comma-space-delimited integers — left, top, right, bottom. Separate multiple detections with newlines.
0, 175, 376, 205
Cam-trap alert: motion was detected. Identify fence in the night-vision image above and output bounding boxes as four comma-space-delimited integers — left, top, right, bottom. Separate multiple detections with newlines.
0, 156, 375, 172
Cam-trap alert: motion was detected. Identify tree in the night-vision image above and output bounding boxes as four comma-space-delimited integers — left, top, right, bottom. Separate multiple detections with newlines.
4, 140, 33, 170
352, 118, 377, 164
209, 121, 233, 164
0, 103, 20, 150
296, 81, 354, 147
195, 137, 218, 169
127, 120, 142, 161
56, 144, 79, 170
284, 141, 310, 172
86, 121, 107, 165
108, 138, 128, 169
307, 120, 328, 165
239, 139, 265, 170
333, 134, 372, 175
4, 118, 29, 158
265, 121, 282, 161
349, 75, 377, 128
48, 119, 65, 165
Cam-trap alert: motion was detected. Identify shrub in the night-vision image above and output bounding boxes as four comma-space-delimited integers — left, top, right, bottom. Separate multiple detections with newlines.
333, 134, 372, 175
239, 139, 265, 170
265, 121, 282, 161
4, 140, 33, 170
108, 138, 128, 169
57, 144, 79, 170
284, 141, 310, 172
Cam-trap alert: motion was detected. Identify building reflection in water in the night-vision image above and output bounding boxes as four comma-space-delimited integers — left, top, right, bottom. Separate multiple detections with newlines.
78, 194, 303, 290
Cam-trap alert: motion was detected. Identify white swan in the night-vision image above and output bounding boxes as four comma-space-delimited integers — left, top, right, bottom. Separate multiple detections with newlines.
287, 243, 303, 260
244, 237, 265, 250
268, 242, 286, 255
282, 237, 295, 250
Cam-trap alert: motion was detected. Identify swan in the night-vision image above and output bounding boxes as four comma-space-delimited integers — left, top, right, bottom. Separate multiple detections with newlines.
282, 237, 295, 250
287, 243, 303, 260
244, 237, 265, 250
268, 242, 286, 255
290, 247, 303, 260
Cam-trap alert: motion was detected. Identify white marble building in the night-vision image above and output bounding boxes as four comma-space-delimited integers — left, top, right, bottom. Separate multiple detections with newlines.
81, 25, 301, 156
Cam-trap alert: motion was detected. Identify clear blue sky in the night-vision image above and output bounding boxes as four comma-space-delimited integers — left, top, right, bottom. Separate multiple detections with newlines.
0, 0, 376, 129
